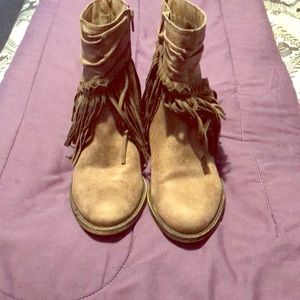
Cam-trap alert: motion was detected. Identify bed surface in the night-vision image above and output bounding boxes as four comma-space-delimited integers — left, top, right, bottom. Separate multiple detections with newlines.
0, 0, 300, 299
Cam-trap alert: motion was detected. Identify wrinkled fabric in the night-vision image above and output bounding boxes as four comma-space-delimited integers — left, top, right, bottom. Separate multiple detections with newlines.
80, 0, 133, 87
160, 0, 206, 88
0, 0, 300, 299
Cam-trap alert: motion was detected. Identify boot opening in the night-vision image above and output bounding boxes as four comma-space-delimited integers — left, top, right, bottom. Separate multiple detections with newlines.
166, 0, 206, 30
82, 0, 128, 26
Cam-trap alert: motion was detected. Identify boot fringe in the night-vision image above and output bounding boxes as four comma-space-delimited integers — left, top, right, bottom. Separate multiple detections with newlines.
65, 59, 149, 166
142, 49, 225, 173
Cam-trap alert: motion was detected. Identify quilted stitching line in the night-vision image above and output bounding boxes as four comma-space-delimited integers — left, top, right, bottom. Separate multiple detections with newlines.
0, 229, 135, 300
0, 0, 63, 296
79, 230, 135, 300
0, 289, 22, 300
241, 124, 281, 237
0, 0, 61, 182
218, 0, 280, 237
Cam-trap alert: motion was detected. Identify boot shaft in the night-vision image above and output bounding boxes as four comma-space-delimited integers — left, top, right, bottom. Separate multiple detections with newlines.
80, 0, 134, 87
65, 0, 149, 166
159, 0, 207, 91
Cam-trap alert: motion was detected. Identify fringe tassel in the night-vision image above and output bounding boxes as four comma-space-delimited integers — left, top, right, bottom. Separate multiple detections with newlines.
65, 59, 149, 166
64, 89, 105, 166
142, 49, 226, 174
142, 49, 163, 139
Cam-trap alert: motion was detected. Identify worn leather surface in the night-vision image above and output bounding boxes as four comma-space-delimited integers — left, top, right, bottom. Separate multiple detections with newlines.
148, 0, 224, 235
70, 0, 145, 229
150, 101, 223, 233
72, 105, 144, 226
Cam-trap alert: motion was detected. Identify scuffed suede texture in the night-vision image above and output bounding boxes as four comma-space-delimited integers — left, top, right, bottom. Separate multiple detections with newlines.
72, 105, 144, 227
67, 0, 146, 231
150, 102, 223, 234
146, 0, 224, 237
1, 0, 300, 299
72, 108, 144, 226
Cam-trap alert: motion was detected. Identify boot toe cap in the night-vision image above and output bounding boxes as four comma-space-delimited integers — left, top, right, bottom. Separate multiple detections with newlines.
72, 175, 145, 229
153, 178, 223, 236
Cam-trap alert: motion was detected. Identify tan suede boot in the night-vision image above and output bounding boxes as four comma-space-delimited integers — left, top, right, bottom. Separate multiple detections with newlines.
143, 0, 226, 243
65, 0, 149, 235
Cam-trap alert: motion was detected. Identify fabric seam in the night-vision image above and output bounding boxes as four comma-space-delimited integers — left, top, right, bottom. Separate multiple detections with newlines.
0, 0, 61, 298
218, 0, 280, 237
0, 0, 61, 182
79, 229, 135, 300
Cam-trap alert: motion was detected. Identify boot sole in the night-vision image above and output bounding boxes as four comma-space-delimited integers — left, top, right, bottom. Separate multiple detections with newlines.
70, 177, 148, 236
147, 183, 225, 243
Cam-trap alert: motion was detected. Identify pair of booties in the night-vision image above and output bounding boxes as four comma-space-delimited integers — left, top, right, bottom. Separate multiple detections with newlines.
65, 0, 225, 243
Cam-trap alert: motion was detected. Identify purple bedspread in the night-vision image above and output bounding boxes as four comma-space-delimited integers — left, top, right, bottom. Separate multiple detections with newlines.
1, 0, 300, 299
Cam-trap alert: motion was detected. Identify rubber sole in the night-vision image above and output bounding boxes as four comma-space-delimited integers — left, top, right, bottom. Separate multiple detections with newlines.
147, 183, 225, 243
70, 177, 148, 235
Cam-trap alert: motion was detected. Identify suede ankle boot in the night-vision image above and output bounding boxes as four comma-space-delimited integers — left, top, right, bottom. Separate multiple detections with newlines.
143, 0, 226, 243
65, 0, 149, 235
